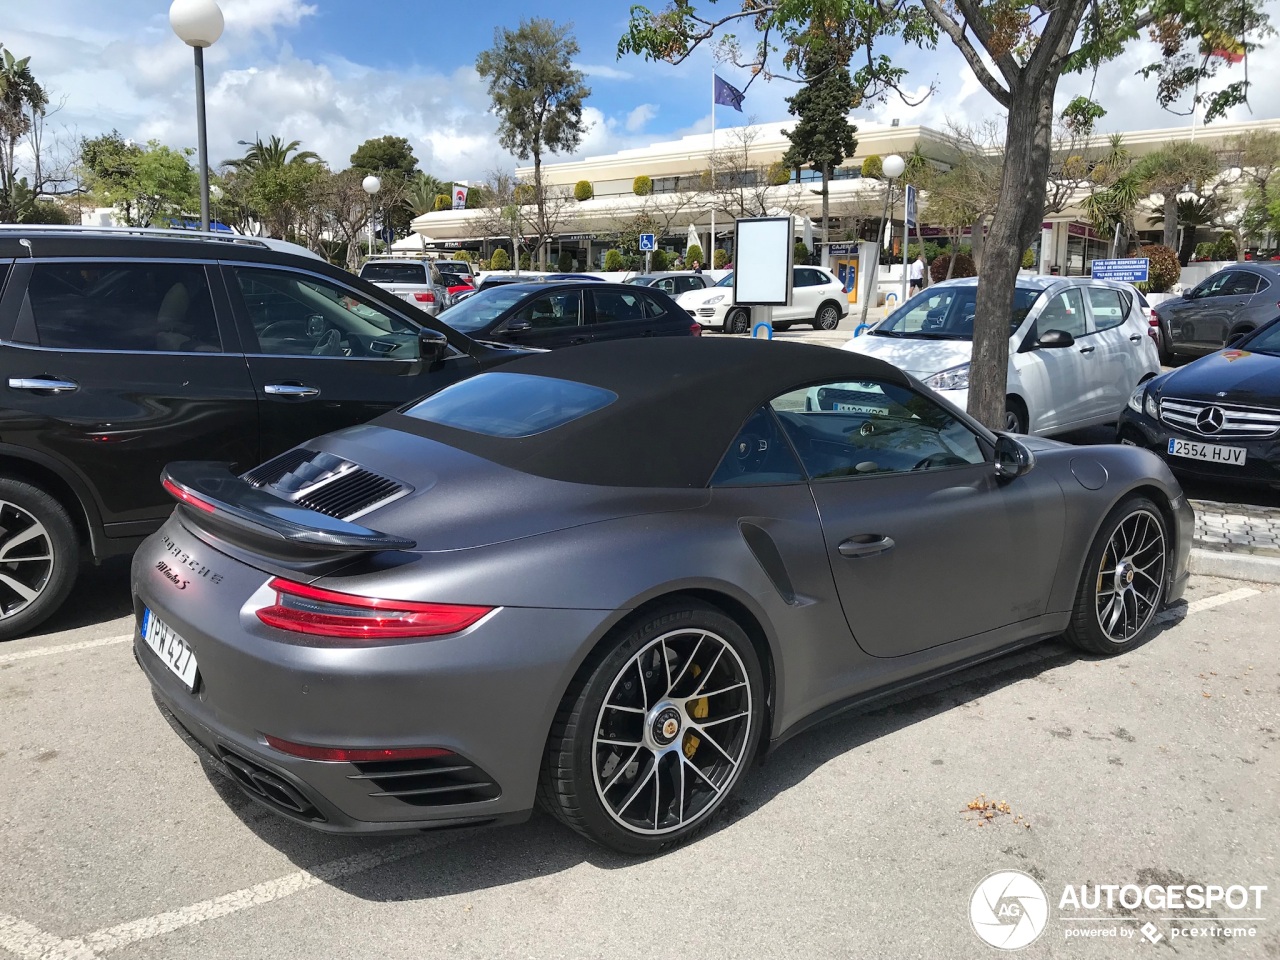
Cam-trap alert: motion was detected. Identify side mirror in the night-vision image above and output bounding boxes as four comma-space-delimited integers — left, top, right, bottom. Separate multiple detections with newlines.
505, 319, 532, 334
1226, 332, 1247, 347
418, 328, 449, 363
993, 433, 1036, 481
1036, 328, 1075, 349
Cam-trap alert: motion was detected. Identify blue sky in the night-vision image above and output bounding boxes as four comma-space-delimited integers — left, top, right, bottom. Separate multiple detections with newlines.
2, 0, 1276, 182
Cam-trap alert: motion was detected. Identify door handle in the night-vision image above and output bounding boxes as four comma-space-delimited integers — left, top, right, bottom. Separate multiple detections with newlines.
569, 336, 590, 345
264, 383, 320, 398
1129, 334, 1143, 342
1078, 345, 1096, 354
8, 377, 79, 394
838, 535, 896, 558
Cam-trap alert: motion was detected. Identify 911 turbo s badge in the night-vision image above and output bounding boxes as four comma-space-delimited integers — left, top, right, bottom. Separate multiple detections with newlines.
160, 534, 224, 585
155, 561, 189, 590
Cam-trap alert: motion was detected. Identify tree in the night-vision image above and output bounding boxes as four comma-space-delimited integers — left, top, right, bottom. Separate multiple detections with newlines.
1134, 142, 1220, 250
620, 0, 1273, 429
782, 37, 859, 248
0, 44, 50, 222
476, 18, 591, 269
1150, 195, 1220, 265
79, 134, 199, 226
350, 135, 419, 236
301, 168, 379, 270
709, 122, 800, 221
1080, 135, 1143, 257
219, 136, 323, 238
405, 172, 446, 217
223, 135, 319, 171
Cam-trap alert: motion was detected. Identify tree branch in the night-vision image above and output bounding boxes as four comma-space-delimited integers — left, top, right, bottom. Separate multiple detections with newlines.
918, 0, 1011, 106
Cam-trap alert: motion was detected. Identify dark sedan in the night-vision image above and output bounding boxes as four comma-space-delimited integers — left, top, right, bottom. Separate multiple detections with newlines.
436, 281, 701, 349
135, 338, 1190, 855
1155, 263, 1280, 362
1118, 316, 1280, 486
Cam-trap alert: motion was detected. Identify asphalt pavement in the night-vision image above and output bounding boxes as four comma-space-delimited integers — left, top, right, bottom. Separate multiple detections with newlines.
1, 564, 1277, 960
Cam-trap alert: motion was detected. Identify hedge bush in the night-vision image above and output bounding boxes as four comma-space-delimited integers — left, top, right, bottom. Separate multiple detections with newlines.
1143, 244, 1181, 292
685, 243, 703, 266
1194, 241, 1216, 261
488, 248, 511, 270
604, 249, 624, 271
433, 194, 450, 211
519, 252, 531, 270
633, 175, 653, 196
514, 184, 535, 204
574, 180, 594, 201
767, 161, 791, 186
652, 249, 671, 270
1212, 233, 1238, 260
794, 241, 810, 264
861, 155, 883, 179
557, 250, 574, 271
713, 248, 729, 268
929, 252, 976, 283
1021, 248, 1037, 269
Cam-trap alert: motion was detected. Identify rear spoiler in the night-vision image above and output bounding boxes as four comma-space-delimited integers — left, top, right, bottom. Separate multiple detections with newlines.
161, 461, 416, 556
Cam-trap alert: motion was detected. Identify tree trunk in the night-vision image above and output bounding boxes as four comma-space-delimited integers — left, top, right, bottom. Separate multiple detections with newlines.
1178, 225, 1197, 266
1162, 193, 1178, 249
533, 151, 548, 271
821, 163, 830, 250
967, 82, 1059, 431
915, 219, 926, 288
969, 217, 986, 271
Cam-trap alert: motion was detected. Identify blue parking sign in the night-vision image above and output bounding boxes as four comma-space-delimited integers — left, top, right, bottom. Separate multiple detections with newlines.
639, 233, 656, 251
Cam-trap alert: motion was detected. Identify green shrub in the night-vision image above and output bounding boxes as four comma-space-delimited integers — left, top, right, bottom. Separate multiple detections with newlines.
604, 249, 624, 271
651, 249, 670, 270
514, 184, 535, 204
488, 247, 511, 270
907, 241, 943, 264
477, 258, 490, 271
767, 161, 791, 186
1021, 247, 1037, 269
861, 155, 883, 179
929, 252, 976, 284
574, 180, 594, 201
794, 241, 810, 264
1211, 233, 1238, 260
433, 194, 450, 211
519, 252, 531, 270
713, 248, 729, 268
557, 250, 574, 271
1144, 244, 1181, 292
633, 175, 653, 196
1194, 241, 1216, 261
685, 243, 703, 266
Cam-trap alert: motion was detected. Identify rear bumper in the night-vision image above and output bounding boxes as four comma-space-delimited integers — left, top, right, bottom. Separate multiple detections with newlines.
131, 518, 614, 835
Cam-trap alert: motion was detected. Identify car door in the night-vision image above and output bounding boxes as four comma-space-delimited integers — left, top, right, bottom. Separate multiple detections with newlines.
1013, 285, 1092, 432
0, 258, 258, 533
768, 379, 1064, 657
496, 288, 587, 349
1081, 285, 1149, 421
1174, 270, 1238, 350
1240, 273, 1276, 334
776, 268, 811, 321
223, 262, 478, 458
587, 287, 660, 342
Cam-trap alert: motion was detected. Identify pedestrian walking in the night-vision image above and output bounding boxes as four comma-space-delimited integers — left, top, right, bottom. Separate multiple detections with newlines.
909, 253, 926, 294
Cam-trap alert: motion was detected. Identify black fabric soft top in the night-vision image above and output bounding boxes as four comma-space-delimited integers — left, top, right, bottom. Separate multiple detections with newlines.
381, 337, 912, 488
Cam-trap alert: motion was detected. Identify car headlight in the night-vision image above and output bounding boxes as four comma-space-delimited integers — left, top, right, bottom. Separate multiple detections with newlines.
1127, 382, 1160, 419
704, 295, 725, 306
1126, 384, 1144, 413
924, 363, 970, 391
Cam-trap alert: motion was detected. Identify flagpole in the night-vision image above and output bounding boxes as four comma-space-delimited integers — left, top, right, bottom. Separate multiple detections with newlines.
709, 69, 716, 269
1189, 73, 1199, 141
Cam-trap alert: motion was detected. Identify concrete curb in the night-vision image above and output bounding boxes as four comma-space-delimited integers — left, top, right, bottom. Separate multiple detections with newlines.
1188, 547, 1280, 585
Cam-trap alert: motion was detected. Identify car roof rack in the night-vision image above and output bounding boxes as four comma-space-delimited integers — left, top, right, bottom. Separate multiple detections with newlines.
0, 224, 274, 251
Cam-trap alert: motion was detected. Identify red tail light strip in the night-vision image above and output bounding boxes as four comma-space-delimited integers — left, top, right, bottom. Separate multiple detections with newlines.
263, 734, 453, 763
256, 577, 493, 639
162, 477, 217, 513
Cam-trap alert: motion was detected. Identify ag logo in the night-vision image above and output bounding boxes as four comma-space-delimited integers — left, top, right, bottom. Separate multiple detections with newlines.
970, 870, 1049, 950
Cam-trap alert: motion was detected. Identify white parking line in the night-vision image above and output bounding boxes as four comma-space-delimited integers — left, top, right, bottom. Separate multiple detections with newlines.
1157, 586, 1260, 624
0, 635, 133, 666
0, 914, 94, 960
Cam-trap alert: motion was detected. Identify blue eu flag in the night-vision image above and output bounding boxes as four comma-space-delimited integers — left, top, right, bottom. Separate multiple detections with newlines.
714, 74, 744, 112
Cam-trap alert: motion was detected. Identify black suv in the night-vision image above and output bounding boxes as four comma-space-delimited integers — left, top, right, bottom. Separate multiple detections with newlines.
0, 227, 531, 640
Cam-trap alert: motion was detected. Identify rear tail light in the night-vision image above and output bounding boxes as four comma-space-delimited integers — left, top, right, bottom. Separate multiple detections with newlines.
162, 477, 217, 513
263, 734, 453, 763
257, 578, 493, 640
413, 291, 437, 303
690, 323, 703, 337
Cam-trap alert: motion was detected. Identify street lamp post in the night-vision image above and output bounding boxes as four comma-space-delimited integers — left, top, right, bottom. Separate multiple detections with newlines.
362, 175, 382, 259
169, 0, 224, 233
882, 154, 907, 308
858, 153, 904, 331
209, 183, 223, 230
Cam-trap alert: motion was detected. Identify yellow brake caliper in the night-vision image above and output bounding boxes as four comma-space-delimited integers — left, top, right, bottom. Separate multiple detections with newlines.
684, 663, 708, 759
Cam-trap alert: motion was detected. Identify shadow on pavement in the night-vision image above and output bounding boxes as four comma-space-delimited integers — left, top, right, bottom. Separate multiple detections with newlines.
193, 616, 1182, 900
38, 556, 134, 634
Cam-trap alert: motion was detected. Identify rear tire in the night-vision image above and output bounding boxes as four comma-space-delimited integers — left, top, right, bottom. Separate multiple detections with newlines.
814, 301, 842, 330
538, 601, 764, 855
1063, 496, 1168, 656
0, 478, 80, 642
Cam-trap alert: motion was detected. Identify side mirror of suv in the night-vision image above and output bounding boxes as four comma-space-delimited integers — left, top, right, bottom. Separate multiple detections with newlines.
1226, 331, 1248, 347
1036, 329, 1075, 349
418, 328, 449, 363
504, 319, 532, 335
993, 433, 1036, 481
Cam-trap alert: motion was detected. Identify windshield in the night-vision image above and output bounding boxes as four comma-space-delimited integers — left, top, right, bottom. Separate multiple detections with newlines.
872, 285, 1042, 339
360, 263, 427, 284
1244, 320, 1280, 355
715, 272, 734, 287
436, 286, 529, 332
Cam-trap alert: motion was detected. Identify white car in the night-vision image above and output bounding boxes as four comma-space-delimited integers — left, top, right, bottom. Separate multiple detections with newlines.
676, 267, 849, 333
833, 276, 1161, 435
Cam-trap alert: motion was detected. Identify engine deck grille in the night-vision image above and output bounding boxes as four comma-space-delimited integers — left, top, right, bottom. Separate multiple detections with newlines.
240, 449, 409, 521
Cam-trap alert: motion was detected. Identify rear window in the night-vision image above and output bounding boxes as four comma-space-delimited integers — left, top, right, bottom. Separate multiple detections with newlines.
361, 263, 427, 283
402, 372, 617, 438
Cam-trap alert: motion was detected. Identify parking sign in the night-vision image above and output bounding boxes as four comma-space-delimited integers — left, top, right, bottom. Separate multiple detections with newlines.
639, 233, 656, 251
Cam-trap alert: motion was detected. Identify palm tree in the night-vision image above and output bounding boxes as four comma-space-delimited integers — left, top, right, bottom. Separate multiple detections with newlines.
1150, 196, 1219, 265
0, 45, 49, 221
224, 135, 319, 171
405, 172, 445, 217
1135, 142, 1220, 250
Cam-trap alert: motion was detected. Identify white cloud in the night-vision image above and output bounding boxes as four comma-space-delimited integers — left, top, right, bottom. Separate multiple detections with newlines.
626, 103, 657, 132
575, 62, 634, 81
220, 0, 317, 33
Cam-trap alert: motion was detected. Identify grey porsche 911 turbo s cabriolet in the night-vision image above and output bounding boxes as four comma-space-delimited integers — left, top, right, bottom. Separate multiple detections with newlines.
133, 337, 1192, 854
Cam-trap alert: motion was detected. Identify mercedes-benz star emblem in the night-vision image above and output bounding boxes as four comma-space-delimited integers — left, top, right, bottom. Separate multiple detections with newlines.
1195, 406, 1225, 434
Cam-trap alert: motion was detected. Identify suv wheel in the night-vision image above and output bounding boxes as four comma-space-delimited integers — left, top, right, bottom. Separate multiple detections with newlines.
725, 308, 751, 335
814, 301, 842, 330
0, 478, 80, 641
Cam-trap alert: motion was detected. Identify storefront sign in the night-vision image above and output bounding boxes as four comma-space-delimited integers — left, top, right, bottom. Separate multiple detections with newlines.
1067, 222, 1101, 240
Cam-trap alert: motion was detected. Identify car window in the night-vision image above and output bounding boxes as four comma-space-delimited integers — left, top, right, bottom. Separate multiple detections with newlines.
632, 289, 669, 319
22, 261, 222, 353
792, 268, 816, 287
1224, 273, 1261, 296
710, 406, 806, 486
360, 263, 426, 284
770, 380, 985, 480
233, 266, 420, 359
515, 290, 582, 329
654, 278, 677, 294
1195, 273, 1234, 298
874, 286, 1041, 339
1085, 287, 1127, 332
1037, 287, 1087, 338
590, 289, 649, 324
